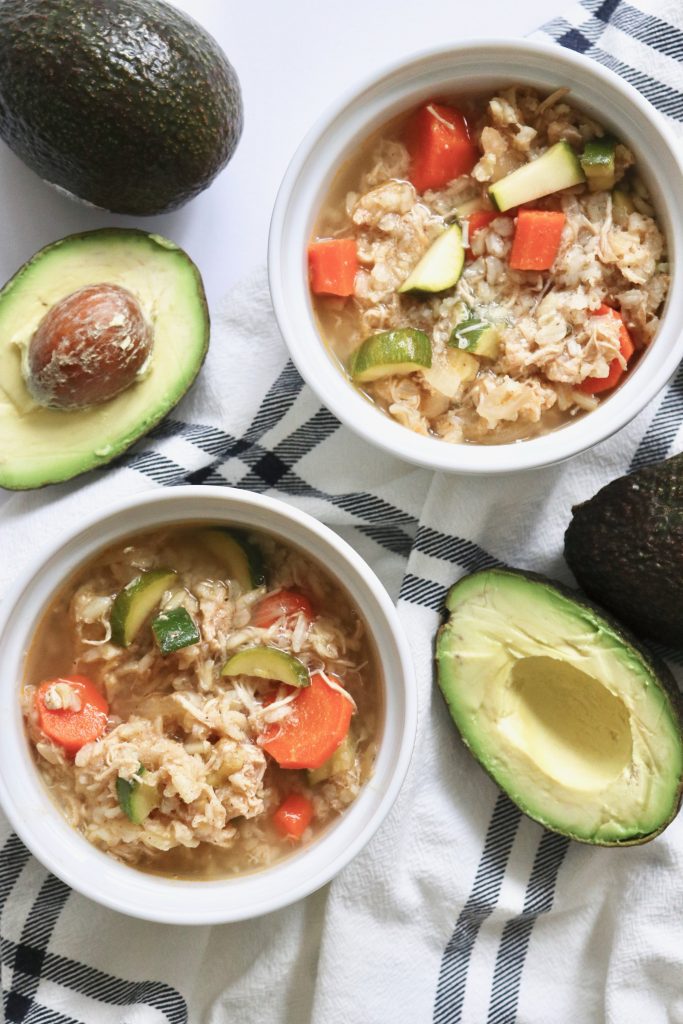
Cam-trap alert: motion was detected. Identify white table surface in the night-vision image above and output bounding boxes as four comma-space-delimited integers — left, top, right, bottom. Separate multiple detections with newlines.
0, 0, 566, 510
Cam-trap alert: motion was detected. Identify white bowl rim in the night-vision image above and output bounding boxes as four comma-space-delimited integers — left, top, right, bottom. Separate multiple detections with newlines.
269, 37, 683, 474
0, 486, 417, 924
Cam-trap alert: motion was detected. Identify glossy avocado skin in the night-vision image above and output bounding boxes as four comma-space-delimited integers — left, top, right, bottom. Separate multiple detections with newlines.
564, 453, 683, 648
0, 0, 243, 215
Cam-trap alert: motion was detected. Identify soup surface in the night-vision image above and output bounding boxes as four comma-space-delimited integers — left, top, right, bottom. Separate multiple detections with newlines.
22, 525, 380, 879
310, 86, 669, 445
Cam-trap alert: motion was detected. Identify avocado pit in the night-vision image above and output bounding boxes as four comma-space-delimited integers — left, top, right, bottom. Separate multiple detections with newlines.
26, 283, 152, 409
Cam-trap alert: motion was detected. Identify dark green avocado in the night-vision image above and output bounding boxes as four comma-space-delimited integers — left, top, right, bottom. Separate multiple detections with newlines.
0, 0, 243, 215
436, 567, 683, 845
564, 452, 683, 648
0, 228, 209, 489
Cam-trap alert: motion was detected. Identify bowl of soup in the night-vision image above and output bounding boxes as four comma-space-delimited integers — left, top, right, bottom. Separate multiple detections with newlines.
0, 487, 416, 923
269, 40, 683, 473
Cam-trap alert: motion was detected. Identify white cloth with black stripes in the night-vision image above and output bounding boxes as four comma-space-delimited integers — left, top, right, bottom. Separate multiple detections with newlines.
1, 1, 682, 1021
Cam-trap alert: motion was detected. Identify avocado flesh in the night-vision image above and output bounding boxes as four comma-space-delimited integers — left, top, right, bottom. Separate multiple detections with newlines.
0, 0, 243, 215
0, 229, 209, 490
565, 453, 683, 648
436, 569, 683, 845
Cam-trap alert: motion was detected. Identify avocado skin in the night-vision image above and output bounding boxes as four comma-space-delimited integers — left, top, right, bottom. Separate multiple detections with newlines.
436, 567, 683, 846
564, 453, 683, 648
0, 0, 243, 215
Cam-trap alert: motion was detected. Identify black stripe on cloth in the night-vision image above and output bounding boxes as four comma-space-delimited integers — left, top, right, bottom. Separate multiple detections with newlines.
3, 936, 188, 1024
544, 11, 683, 118
0, 835, 186, 1023
433, 795, 522, 1024
586, 0, 683, 60
356, 523, 416, 559
5, 872, 71, 1023
0, 833, 31, 911
412, 526, 501, 572
480, 351, 683, 1020
630, 364, 683, 470
434, 3, 683, 1012
589, 50, 683, 119
23, 1006, 82, 1024
486, 832, 570, 1024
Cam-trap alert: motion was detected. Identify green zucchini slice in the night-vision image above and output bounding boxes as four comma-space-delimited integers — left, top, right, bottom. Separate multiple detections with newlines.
450, 317, 501, 359
349, 328, 432, 383
580, 138, 617, 192
489, 141, 585, 211
308, 731, 357, 785
398, 223, 465, 293
199, 529, 265, 592
152, 607, 200, 656
221, 646, 310, 687
116, 766, 160, 825
110, 569, 177, 647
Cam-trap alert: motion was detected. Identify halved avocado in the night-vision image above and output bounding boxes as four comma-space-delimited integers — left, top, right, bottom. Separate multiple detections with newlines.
0, 229, 209, 490
436, 568, 683, 845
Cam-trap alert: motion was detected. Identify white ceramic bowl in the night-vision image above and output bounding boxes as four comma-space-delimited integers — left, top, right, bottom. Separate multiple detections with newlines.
0, 487, 416, 924
269, 40, 683, 474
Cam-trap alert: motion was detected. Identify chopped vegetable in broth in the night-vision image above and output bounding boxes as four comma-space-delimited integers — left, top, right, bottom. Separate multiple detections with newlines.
309, 87, 669, 445
22, 525, 381, 879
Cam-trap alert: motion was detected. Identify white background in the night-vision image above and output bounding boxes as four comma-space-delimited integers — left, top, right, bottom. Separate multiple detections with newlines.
0, 0, 566, 308
0, 0, 566, 517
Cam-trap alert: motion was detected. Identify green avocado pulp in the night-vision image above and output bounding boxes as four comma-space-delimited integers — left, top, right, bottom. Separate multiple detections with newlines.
436, 568, 683, 845
500, 656, 632, 792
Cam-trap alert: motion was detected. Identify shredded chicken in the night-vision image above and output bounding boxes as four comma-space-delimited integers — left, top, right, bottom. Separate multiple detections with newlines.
23, 529, 379, 876
313, 85, 668, 444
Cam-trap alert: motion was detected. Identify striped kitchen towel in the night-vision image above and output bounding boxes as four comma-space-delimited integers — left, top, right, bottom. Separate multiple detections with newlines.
0, 1, 681, 1021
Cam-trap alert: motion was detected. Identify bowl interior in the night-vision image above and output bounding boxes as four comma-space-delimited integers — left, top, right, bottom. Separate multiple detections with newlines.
0, 488, 415, 924
270, 41, 683, 473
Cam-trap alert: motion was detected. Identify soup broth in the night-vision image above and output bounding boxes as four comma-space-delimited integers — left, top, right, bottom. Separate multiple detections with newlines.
23, 524, 381, 880
309, 86, 668, 445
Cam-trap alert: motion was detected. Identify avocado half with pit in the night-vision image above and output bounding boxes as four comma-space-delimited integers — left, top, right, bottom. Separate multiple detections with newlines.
0, 228, 209, 490
436, 568, 683, 846
0, 0, 243, 215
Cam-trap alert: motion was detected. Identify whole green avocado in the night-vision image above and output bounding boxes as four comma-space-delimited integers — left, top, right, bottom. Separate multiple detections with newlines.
0, 0, 243, 215
564, 452, 683, 648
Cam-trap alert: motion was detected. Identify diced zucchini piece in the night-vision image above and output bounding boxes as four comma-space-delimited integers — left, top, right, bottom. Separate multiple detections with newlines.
308, 732, 357, 785
199, 529, 265, 592
221, 645, 310, 687
349, 328, 432, 383
110, 569, 177, 647
116, 766, 160, 825
398, 223, 465, 293
489, 142, 586, 212
450, 317, 501, 359
454, 197, 489, 217
612, 187, 634, 223
580, 137, 617, 192
423, 348, 479, 398
152, 607, 200, 656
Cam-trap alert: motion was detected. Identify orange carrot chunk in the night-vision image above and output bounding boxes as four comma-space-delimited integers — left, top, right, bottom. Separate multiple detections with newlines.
273, 794, 314, 840
251, 589, 314, 630
509, 209, 566, 271
308, 238, 358, 296
580, 305, 635, 394
405, 103, 478, 193
261, 672, 353, 770
35, 675, 109, 756
466, 211, 498, 237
